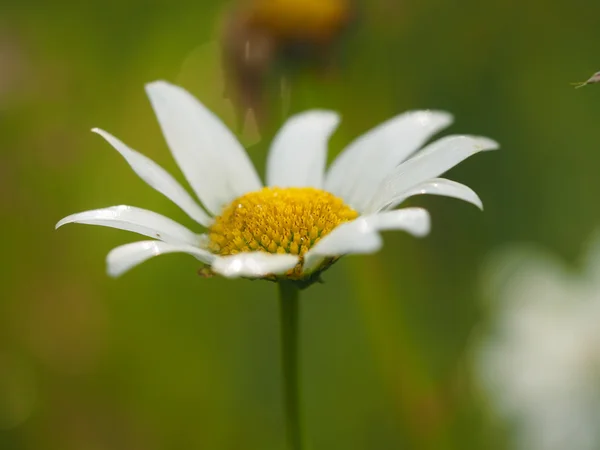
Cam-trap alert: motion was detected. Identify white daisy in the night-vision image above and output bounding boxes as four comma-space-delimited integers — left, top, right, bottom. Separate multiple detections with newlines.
56, 81, 498, 283
474, 235, 600, 450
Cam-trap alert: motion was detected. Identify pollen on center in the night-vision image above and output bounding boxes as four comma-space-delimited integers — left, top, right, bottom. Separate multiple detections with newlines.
208, 187, 358, 262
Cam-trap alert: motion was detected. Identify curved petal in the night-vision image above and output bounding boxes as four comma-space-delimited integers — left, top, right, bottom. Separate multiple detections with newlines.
366, 135, 498, 213
145, 81, 262, 215
266, 110, 340, 188
56, 205, 200, 246
92, 128, 213, 227
211, 252, 299, 278
107, 240, 215, 277
325, 111, 453, 210
303, 208, 430, 271
364, 178, 483, 214
368, 208, 432, 235
304, 221, 383, 272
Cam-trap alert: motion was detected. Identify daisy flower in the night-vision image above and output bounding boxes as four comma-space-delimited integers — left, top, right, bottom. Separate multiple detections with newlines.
474, 235, 600, 450
56, 81, 498, 284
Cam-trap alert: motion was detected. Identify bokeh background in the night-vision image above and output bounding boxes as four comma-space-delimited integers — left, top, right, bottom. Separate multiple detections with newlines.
2, 0, 600, 449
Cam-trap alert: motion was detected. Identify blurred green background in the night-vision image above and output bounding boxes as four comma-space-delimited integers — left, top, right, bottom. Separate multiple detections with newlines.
2, 0, 600, 449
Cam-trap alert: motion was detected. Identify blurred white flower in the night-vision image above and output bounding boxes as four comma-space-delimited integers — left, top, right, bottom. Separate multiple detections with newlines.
474, 235, 600, 450
56, 81, 497, 283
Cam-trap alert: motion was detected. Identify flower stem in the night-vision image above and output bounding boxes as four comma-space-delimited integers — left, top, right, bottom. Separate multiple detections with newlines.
278, 281, 302, 450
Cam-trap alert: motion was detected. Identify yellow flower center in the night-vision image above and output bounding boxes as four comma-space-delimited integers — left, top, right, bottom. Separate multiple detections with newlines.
208, 187, 358, 278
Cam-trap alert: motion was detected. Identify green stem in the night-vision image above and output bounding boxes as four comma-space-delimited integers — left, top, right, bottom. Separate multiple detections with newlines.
278, 281, 302, 450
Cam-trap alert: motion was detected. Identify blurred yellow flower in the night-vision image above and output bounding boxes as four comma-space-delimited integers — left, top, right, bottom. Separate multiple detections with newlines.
248, 0, 352, 41
219, 0, 355, 131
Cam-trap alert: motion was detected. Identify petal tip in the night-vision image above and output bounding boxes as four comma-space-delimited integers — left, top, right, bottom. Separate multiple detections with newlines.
432, 110, 454, 125
145, 80, 173, 94
475, 137, 500, 151
320, 111, 341, 130
91, 127, 116, 141
106, 255, 128, 278
288, 109, 341, 131
415, 210, 432, 237
55, 217, 69, 230
318, 109, 341, 123
414, 110, 454, 128
106, 267, 121, 278
465, 190, 484, 210
91, 127, 111, 140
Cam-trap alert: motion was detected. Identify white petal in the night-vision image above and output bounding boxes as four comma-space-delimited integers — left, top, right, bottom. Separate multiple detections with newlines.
145, 81, 261, 215
266, 110, 340, 188
211, 252, 299, 278
304, 221, 383, 272
364, 177, 483, 214
92, 128, 213, 227
367, 135, 498, 213
325, 111, 453, 210
107, 240, 215, 277
303, 208, 430, 271
367, 208, 431, 235
55, 205, 200, 246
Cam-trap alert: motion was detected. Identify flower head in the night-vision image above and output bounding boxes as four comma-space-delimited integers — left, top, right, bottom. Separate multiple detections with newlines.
56, 81, 497, 284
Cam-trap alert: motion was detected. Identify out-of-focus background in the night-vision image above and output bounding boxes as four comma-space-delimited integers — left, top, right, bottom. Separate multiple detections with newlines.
2, 0, 600, 449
